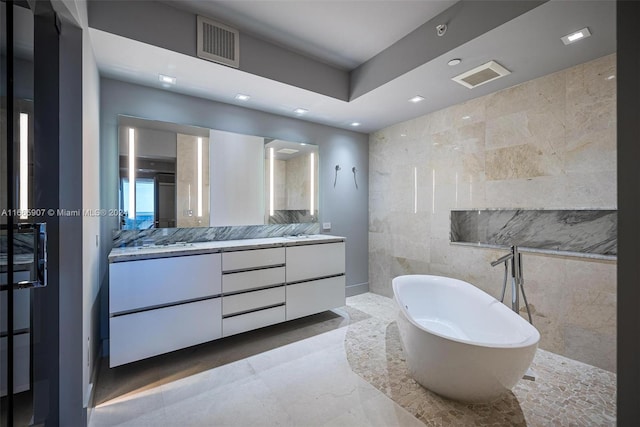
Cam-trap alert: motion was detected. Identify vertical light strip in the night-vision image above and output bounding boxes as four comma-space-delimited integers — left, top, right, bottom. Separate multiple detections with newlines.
455, 172, 459, 208
310, 153, 315, 214
128, 128, 136, 219
269, 147, 274, 216
432, 169, 436, 214
197, 137, 203, 217
19, 113, 28, 219
413, 167, 417, 214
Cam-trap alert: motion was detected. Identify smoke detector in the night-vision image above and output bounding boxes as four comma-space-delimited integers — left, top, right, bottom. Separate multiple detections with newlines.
452, 61, 511, 89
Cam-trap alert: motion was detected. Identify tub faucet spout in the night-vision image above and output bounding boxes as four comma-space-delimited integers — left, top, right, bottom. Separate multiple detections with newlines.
490, 246, 533, 324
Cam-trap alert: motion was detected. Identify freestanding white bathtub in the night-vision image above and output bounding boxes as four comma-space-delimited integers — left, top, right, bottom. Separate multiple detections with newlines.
392, 275, 540, 403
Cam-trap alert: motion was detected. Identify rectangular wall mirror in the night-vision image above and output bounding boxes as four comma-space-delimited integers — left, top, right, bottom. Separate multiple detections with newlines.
265, 139, 318, 224
117, 115, 319, 230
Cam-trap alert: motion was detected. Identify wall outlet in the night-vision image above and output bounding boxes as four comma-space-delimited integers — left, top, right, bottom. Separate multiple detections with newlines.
322, 222, 331, 231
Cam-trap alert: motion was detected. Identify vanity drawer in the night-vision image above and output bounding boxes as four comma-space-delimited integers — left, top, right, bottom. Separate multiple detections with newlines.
222, 266, 285, 293
109, 253, 222, 314
109, 298, 222, 367
222, 286, 285, 316
286, 275, 345, 320
222, 247, 285, 272
222, 305, 285, 337
286, 242, 345, 283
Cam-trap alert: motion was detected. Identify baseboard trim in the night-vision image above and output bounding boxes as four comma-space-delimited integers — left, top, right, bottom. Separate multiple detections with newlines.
346, 282, 369, 297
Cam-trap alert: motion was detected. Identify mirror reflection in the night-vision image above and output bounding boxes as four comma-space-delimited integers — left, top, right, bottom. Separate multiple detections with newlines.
118, 116, 210, 229
265, 139, 318, 224
117, 116, 319, 230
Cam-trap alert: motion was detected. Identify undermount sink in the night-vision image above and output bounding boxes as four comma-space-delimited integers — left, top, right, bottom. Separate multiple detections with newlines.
136, 242, 193, 249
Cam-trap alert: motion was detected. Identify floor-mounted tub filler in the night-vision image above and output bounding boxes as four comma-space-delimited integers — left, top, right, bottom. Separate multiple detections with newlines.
392, 274, 540, 403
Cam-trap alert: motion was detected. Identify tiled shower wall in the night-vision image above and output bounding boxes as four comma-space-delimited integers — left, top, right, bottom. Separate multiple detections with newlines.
369, 54, 616, 371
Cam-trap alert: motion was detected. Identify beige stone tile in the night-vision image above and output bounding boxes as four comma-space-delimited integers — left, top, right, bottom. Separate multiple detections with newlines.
451, 96, 487, 129
90, 386, 166, 427
322, 394, 426, 427
485, 139, 563, 181
162, 376, 293, 426
563, 325, 616, 373
485, 107, 565, 151
564, 127, 616, 174
563, 171, 617, 208
484, 175, 568, 209
103, 407, 169, 427
246, 327, 347, 373
160, 359, 255, 405
566, 53, 616, 104
257, 346, 381, 426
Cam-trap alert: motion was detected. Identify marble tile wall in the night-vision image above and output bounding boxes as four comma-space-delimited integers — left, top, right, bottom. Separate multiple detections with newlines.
369, 54, 617, 371
451, 209, 617, 257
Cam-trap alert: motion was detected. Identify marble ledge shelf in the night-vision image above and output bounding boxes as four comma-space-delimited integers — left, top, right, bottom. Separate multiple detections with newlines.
450, 241, 617, 262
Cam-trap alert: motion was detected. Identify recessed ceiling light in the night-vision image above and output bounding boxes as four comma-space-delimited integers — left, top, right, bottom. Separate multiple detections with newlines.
409, 95, 425, 103
351, 122, 361, 127
561, 27, 591, 45
448, 59, 462, 66
278, 148, 299, 154
158, 74, 176, 85
294, 108, 308, 115
235, 94, 251, 101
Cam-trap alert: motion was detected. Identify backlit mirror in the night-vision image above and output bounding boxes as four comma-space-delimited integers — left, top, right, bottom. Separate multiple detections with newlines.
265, 139, 318, 224
117, 116, 319, 229
118, 116, 210, 229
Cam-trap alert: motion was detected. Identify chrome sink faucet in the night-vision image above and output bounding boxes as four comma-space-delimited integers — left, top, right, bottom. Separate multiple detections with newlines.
490, 245, 533, 324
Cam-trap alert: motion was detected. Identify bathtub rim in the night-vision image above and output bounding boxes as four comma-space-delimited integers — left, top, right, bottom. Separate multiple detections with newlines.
392, 274, 540, 350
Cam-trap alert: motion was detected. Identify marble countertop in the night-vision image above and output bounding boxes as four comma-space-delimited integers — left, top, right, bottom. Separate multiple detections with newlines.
108, 234, 345, 263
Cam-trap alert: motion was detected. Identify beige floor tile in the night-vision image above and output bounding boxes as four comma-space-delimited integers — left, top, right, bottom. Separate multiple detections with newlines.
322, 394, 427, 427
162, 375, 293, 426
257, 345, 381, 426
89, 386, 166, 427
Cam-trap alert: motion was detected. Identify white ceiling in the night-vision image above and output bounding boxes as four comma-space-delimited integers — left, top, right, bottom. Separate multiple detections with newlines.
91, 0, 616, 134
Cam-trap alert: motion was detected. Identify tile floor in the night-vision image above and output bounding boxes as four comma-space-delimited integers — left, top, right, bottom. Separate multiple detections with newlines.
89, 293, 616, 426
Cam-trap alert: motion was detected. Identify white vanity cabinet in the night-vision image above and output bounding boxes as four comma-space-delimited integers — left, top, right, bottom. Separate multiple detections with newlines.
108, 236, 346, 367
285, 242, 346, 320
221, 247, 286, 337
109, 253, 222, 367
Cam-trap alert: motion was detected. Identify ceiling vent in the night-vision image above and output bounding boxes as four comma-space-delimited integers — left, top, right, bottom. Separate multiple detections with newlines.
452, 61, 510, 89
197, 16, 240, 68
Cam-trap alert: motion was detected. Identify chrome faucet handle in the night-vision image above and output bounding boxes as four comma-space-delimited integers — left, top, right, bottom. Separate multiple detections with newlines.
490, 253, 512, 267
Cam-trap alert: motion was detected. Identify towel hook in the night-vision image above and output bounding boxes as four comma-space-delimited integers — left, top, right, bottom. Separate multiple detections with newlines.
352, 167, 358, 189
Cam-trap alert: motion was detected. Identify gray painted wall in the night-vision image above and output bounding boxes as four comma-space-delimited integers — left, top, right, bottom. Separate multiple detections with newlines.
350, 0, 546, 100
88, 0, 349, 100
99, 77, 369, 323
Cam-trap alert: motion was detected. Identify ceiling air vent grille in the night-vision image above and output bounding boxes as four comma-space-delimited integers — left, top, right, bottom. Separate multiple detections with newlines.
197, 16, 240, 68
452, 61, 510, 89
